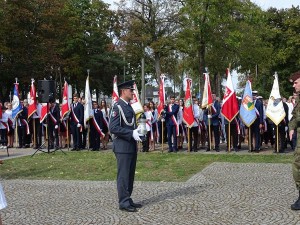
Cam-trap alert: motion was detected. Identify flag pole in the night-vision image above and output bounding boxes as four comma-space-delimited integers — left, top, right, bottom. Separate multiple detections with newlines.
188, 128, 190, 152
161, 120, 164, 153
249, 127, 251, 152
15, 116, 18, 147
276, 125, 279, 153
33, 119, 36, 148
208, 107, 212, 151
67, 119, 69, 150
228, 122, 231, 152
88, 124, 90, 150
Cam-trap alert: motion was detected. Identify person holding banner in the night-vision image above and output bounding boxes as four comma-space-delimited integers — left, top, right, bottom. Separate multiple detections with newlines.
70, 94, 84, 151
4, 103, 14, 148
17, 100, 28, 148
188, 96, 200, 152
109, 80, 142, 212
90, 101, 104, 151
288, 71, 300, 210
165, 96, 179, 153
0, 103, 8, 149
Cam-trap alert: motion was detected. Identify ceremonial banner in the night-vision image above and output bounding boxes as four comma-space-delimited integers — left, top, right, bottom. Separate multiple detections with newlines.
61, 81, 70, 119
40, 103, 48, 123
221, 68, 239, 122
239, 80, 257, 127
157, 75, 166, 116
130, 83, 144, 115
28, 79, 37, 118
201, 73, 213, 108
183, 78, 194, 128
12, 82, 22, 119
84, 76, 94, 127
266, 73, 286, 125
112, 75, 119, 106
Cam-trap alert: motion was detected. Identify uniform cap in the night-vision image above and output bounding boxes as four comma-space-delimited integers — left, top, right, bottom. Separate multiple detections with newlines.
252, 90, 258, 96
289, 71, 300, 82
117, 80, 135, 90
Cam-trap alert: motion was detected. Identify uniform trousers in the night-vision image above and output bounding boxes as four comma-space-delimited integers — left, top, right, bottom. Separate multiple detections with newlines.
114, 152, 137, 208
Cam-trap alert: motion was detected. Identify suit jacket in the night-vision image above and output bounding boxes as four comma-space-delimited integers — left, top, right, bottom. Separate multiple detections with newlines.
92, 108, 104, 130
18, 106, 28, 127
255, 99, 264, 124
109, 99, 137, 154
165, 104, 179, 126
49, 104, 60, 126
70, 102, 84, 126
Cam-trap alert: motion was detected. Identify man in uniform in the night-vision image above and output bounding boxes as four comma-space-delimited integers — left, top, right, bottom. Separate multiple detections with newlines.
165, 96, 179, 152
109, 80, 143, 212
289, 71, 300, 210
90, 101, 103, 151
48, 101, 60, 149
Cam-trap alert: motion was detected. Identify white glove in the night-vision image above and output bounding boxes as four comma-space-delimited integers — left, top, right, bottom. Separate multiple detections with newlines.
285, 126, 288, 132
55, 125, 58, 129
207, 115, 212, 119
132, 128, 142, 141
77, 123, 81, 128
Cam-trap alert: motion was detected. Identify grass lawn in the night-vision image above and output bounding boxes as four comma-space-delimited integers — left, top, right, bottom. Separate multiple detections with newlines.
0, 151, 293, 182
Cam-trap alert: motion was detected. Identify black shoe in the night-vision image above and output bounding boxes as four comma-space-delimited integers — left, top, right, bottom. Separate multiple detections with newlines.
291, 198, 300, 210
119, 205, 137, 212
168, 150, 173, 153
131, 202, 142, 208
71, 148, 78, 151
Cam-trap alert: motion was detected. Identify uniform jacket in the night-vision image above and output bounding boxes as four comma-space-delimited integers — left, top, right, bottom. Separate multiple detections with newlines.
165, 103, 179, 126
18, 106, 28, 127
92, 108, 104, 130
109, 99, 137, 154
254, 99, 264, 124
289, 96, 299, 131
70, 102, 84, 126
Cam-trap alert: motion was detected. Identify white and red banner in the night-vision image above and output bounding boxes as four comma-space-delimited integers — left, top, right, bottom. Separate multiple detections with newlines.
130, 83, 143, 115
221, 68, 239, 122
84, 76, 93, 128
112, 75, 119, 106
28, 79, 37, 119
157, 74, 166, 116
40, 103, 48, 123
183, 78, 194, 128
61, 81, 70, 119
201, 73, 213, 109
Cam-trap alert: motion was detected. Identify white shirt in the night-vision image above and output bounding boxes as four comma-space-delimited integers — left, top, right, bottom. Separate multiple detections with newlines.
177, 106, 183, 125
193, 104, 200, 127
0, 112, 8, 129
286, 102, 294, 121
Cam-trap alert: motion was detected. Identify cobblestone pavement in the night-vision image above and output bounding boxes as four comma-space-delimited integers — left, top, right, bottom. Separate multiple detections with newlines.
1, 162, 300, 225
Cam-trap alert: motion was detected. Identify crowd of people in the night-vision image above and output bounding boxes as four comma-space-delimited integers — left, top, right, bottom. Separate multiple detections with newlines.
140, 91, 296, 153
0, 90, 296, 155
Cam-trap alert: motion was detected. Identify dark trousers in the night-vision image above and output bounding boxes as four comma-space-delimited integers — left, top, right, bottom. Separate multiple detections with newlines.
114, 152, 137, 208
188, 127, 198, 151
71, 124, 82, 149
250, 121, 261, 150
30, 118, 42, 148
142, 131, 150, 152
0, 129, 7, 146
167, 124, 177, 151
158, 121, 167, 143
82, 128, 87, 149
207, 125, 220, 150
274, 125, 287, 152
49, 125, 59, 148
90, 128, 100, 150
225, 123, 238, 150
17, 126, 26, 147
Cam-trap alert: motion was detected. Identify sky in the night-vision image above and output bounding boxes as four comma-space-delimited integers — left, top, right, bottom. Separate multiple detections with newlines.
104, 0, 299, 10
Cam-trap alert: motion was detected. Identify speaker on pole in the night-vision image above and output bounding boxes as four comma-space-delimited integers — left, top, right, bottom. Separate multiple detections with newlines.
38, 80, 56, 103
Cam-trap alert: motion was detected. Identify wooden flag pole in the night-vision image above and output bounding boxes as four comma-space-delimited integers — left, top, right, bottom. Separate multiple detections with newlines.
276, 125, 279, 153
228, 122, 231, 152
249, 127, 251, 152
15, 116, 18, 148
208, 108, 212, 151
67, 120, 69, 150
188, 128, 190, 152
88, 124, 90, 150
33, 119, 36, 148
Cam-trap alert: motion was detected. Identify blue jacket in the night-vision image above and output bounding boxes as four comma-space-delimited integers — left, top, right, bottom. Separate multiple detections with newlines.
165, 104, 179, 126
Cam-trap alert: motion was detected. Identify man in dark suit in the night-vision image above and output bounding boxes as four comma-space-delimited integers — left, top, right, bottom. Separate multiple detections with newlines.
90, 101, 104, 151
48, 101, 60, 149
70, 94, 84, 151
109, 80, 142, 212
250, 91, 264, 152
17, 100, 28, 148
165, 96, 179, 152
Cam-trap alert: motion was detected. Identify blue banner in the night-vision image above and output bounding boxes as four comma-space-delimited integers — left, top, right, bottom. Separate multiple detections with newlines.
12, 83, 22, 119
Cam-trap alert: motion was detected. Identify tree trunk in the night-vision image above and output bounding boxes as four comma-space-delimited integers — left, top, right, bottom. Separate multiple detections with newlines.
155, 52, 161, 81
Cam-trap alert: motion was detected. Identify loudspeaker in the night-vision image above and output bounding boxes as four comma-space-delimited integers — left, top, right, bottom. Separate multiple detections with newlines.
38, 80, 56, 103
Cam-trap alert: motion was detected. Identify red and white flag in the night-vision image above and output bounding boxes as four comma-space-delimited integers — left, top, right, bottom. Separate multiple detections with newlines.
183, 78, 194, 128
28, 79, 37, 119
201, 73, 213, 108
112, 75, 119, 106
221, 68, 239, 122
157, 75, 166, 116
40, 103, 48, 123
61, 81, 70, 119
